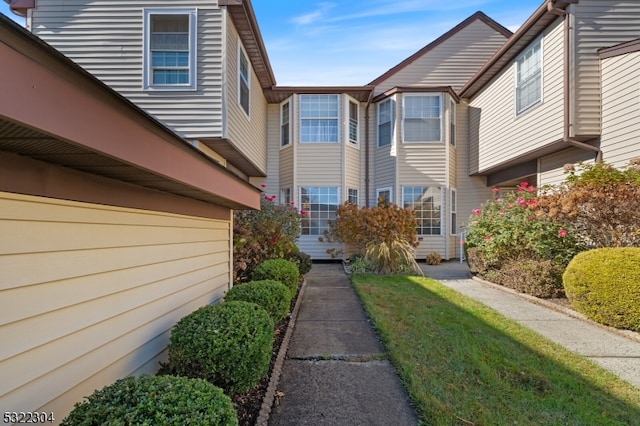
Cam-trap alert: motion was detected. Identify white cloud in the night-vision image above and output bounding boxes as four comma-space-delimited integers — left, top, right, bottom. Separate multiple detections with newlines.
290, 2, 336, 25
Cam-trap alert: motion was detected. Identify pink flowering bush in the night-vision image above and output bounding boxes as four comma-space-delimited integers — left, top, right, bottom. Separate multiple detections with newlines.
233, 194, 302, 284
465, 182, 585, 297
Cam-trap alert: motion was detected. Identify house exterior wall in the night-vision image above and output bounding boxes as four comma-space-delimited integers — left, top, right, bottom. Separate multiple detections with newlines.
571, 1, 640, 138
29, 0, 226, 139
469, 18, 565, 174
0, 191, 232, 422
600, 49, 640, 168
538, 147, 594, 187
224, 14, 268, 174
373, 19, 510, 95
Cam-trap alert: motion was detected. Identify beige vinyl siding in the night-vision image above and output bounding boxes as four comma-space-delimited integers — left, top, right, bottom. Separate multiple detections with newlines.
345, 144, 361, 197
263, 104, 281, 195
571, 1, 640, 137
374, 20, 508, 95
224, 16, 268, 174
397, 144, 447, 185
0, 192, 231, 421
600, 50, 640, 168
30, 0, 225, 139
538, 147, 594, 187
470, 19, 565, 173
296, 144, 343, 183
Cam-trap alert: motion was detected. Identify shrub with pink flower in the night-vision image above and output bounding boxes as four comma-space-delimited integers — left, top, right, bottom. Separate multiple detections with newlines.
464, 185, 585, 297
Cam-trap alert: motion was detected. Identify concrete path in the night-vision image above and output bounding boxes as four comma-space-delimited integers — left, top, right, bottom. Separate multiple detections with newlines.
268, 262, 419, 426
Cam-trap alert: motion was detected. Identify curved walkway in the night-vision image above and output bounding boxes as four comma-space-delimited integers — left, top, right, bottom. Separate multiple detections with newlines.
269, 261, 640, 425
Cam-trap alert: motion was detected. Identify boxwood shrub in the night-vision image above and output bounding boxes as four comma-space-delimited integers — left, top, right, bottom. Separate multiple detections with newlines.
225, 279, 292, 322
563, 248, 640, 331
167, 301, 274, 395
285, 250, 312, 275
61, 375, 237, 425
252, 259, 300, 295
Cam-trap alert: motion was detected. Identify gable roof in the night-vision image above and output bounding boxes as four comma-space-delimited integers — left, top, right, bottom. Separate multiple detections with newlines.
368, 11, 512, 87
458, 0, 578, 98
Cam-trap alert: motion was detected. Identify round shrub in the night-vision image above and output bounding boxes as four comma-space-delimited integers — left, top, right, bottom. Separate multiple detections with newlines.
167, 301, 274, 395
285, 250, 312, 275
252, 259, 300, 295
563, 248, 640, 331
61, 375, 237, 426
225, 280, 292, 322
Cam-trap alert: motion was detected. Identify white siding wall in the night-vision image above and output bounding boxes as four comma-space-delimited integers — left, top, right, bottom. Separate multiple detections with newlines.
374, 20, 509, 95
0, 192, 232, 423
31, 0, 225, 139
572, 1, 640, 137
470, 19, 565, 173
600, 50, 640, 168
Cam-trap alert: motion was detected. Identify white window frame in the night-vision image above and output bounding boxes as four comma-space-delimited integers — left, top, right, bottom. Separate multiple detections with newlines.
449, 99, 456, 147
299, 186, 340, 236
280, 100, 291, 147
347, 188, 359, 205
401, 186, 442, 236
238, 43, 250, 116
299, 94, 339, 143
280, 187, 292, 205
450, 188, 457, 235
515, 36, 543, 115
377, 98, 394, 147
348, 99, 359, 146
376, 187, 393, 206
143, 8, 197, 91
402, 94, 442, 143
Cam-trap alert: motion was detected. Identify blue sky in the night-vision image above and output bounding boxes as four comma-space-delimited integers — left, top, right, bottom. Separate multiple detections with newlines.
1, 0, 543, 86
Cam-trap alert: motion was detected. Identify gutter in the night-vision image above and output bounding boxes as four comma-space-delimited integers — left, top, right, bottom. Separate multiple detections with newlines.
364, 90, 374, 206
547, 0, 603, 162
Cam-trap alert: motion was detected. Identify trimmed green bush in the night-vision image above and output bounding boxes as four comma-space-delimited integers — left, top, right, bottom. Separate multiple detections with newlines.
166, 301, 274, 395
225, 280, 292, 322
252, 259, 300, 295
285, 250, 312, 275
563, 248, 640, 331
61, 375, 237, 426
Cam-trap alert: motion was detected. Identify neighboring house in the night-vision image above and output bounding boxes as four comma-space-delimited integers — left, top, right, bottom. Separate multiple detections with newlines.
0, 13, 260, 421
459, 0, 640, 189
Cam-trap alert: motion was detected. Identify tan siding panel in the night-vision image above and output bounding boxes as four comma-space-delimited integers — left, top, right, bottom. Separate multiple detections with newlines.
296, 144, 343, 184
345, 145, 361, 191
470, 20, 565, 172
0, 192, 231, 420
601, 51, 640, 168
397, 144, 447, 185
538, 148, 595, 187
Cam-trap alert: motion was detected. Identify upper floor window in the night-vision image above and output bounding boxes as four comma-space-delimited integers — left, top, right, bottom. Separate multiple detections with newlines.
449, 99, 456, 147
238, 45, 250, 115
348, 100, 359, 145
402, 186, 442, 235
516, 38, 542, 115
300, 95, 339, 143
403, 94, 441, 142
143, 8, 197, 90
377, 99, 394, 147
281, 101, 291, 147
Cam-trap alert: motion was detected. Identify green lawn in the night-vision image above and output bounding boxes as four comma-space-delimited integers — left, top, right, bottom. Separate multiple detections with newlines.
351, 274, 640, 426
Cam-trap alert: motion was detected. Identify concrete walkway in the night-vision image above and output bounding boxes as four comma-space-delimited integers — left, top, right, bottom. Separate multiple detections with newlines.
269, 261, 640, 425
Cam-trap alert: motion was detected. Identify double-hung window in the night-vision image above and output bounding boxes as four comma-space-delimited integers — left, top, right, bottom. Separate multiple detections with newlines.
281, 101, 291, 147
238, 45, 250, 115
300, 95, 339, 143
402, 186, 442, 235
516, 38, 542, 115
376, 187, 392, 206
377, 99, 394, 147
143, 8, 197, 90
348, 100, 359, 145
450, 189, 457, 235
347, 188, 359, 205
403, 94, 441, 142
449, 99, 456, 147
300, 187, 339, 235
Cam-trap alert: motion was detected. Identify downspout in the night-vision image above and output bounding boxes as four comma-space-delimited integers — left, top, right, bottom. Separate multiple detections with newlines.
364, 90, 374, 206
548, 0, 603, 162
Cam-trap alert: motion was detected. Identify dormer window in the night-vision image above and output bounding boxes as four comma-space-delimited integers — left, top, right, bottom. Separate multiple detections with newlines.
143, 8, 197, 90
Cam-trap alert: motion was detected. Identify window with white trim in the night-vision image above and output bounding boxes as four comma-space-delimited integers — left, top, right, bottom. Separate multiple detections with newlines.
348, 100, 359, 145
300, 95, 339, 143
143, 8, 197, 90
516, 38, 542, 115
403, 94, 441, 142
402, 186, 442, 235
347, 188, 359, 205
280, 187, 292, 205
377, 99, 394, 147
450, 188, 457, 235
281, 101, 290, 147
300, 187, 339, 235
238, 45, 250, 115
376, 187, 392, 206
449, 99, 456, 147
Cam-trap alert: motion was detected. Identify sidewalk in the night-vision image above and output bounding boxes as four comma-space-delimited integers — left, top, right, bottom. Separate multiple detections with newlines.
269, 261, 640, 425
